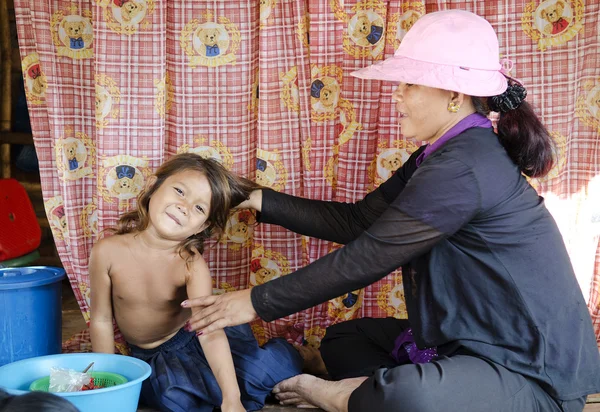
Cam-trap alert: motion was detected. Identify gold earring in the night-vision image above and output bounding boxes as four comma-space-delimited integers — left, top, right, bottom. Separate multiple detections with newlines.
447, 102, 460, 113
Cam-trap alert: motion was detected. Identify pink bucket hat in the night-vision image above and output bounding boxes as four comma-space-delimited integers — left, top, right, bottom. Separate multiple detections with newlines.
351, 10, 517, 97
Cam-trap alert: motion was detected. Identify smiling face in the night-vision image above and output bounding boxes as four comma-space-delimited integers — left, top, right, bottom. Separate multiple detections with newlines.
392, 83, 462, 143
147, 170, 212, 241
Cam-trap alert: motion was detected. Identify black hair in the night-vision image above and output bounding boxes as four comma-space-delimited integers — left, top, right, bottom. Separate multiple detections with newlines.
472, 89, 554, 178
0, 389, 80, 412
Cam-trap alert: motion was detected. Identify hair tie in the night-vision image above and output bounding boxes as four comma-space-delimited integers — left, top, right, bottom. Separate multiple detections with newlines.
488, 83, 527, 113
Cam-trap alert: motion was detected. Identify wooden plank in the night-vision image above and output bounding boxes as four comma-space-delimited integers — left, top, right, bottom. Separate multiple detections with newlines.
11, 49, 21, 72
589, 393, 600, 403
0, 131, 34, 145
37, 216, 49, 228
0, 144, 8, 178
20, 181, 41, 191
0, 0, 12, 179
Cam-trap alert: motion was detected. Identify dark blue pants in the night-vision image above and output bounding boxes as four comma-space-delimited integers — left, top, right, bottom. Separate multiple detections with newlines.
130, 324, 302, 412
320, 318, 586, 412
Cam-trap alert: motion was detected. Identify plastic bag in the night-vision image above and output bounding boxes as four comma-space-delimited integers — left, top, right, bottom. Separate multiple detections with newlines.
48, 367, 92, 393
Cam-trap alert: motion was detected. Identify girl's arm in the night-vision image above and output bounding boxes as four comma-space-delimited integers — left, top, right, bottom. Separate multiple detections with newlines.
186, 256, 244, 412
89, 239, 116, 353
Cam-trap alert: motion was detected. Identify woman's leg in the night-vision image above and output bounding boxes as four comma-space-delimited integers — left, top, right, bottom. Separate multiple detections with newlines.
349, 354, 570, 412
320, 317, 410, 379
275, 354, 576, 412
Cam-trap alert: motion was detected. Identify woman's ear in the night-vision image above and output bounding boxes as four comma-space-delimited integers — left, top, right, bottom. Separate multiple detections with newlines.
450, 91, 466, 107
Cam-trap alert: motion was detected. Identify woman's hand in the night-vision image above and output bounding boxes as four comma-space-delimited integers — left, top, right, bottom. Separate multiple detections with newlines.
235, 189, 263, 211
182, 289, 258, 335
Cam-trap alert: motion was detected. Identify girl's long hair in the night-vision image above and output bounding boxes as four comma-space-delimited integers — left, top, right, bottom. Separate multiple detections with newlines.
472, 95, 554, 178
109, 153, 260, 259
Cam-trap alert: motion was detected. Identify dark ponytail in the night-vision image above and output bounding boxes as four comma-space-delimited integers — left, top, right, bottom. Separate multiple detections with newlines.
495, 101, 554, 178
472, 86, 555, 178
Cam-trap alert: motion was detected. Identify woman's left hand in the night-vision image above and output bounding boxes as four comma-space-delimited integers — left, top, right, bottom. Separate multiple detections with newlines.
182, 288, 258, 334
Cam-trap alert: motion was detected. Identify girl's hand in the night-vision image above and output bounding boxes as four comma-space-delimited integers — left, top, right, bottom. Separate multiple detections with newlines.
182, 289, 258, 335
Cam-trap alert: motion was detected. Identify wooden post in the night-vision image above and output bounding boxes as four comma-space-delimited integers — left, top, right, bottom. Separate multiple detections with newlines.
0, 0, 12, 179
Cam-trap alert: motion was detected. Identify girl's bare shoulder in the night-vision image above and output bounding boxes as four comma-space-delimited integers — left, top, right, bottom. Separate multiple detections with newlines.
92, 232, 135, 254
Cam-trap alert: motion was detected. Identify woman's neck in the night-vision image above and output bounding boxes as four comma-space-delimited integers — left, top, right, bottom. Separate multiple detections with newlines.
428, 109, 476, 145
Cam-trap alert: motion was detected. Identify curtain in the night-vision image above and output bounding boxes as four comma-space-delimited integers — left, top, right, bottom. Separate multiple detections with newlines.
14, 0, 600, 352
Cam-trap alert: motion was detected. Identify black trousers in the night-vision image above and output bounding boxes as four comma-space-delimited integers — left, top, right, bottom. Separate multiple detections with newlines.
319, 318, 586, 412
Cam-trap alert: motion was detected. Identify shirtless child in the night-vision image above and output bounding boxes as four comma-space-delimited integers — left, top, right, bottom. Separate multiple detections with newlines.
89, 154, 302, 412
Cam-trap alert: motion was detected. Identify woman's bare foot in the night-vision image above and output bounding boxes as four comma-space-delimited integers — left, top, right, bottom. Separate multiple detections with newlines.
297, 345, 329, 376
273, 374, 368, 412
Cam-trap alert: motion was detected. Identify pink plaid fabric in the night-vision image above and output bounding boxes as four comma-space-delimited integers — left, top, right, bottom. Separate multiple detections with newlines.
14, 0, 600, 352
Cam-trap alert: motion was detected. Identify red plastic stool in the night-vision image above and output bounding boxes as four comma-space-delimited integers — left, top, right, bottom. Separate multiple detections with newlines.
0, 179, 42, 262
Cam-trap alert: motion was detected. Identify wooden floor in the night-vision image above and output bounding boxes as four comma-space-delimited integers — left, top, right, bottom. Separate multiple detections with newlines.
60, 279, 598, 412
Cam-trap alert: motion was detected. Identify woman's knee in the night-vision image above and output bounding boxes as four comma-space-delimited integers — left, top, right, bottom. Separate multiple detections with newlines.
349, 368, 438, 412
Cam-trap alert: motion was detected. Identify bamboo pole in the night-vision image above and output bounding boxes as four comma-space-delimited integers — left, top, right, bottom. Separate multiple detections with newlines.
20, 181, 41, 191
0, 132, 34, 145
0, 0, 12, 179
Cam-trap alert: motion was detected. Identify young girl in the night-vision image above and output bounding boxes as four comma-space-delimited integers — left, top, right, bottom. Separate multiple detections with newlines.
89, 153, 302, 412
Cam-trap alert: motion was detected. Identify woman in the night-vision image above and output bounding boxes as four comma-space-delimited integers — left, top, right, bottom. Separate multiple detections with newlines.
182, 10, 600, 412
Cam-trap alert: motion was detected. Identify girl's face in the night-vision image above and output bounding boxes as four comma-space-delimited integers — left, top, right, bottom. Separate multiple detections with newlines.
147, 170, 212, 241
391, 83, 457, 143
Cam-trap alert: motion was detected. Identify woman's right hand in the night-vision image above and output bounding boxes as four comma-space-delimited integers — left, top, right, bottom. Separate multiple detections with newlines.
183, 289, 259, 335
235, 189, 263, 211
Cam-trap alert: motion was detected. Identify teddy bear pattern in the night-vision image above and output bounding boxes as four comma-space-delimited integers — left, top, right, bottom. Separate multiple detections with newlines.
400, 11, 420, 33
540, 0, 571, 35
379, 151, 403, 176
51, 205, 68, 231
109, 165, 143, 197
256, 158, 278, 187
250, 257, 280, 284
27, 64, 47, 96
226, 210, 255, 242
351, 11, 384, 47
61, 20, 92, 50
589, 88, 600, 119
195, 25, 229, 57
310, 78, 340, 113
63, 141, 86, 171
113, 0, 146, 23
95, 86, 111, 119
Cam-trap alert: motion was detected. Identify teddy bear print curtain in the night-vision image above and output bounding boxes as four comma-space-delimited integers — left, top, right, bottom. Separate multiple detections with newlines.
14, 0, 600, 351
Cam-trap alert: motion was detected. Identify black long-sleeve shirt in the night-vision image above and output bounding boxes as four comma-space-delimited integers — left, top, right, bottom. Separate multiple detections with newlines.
250, 127, 600, 400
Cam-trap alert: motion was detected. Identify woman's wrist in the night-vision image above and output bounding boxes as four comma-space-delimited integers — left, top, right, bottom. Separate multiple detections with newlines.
249, 189, 263, 212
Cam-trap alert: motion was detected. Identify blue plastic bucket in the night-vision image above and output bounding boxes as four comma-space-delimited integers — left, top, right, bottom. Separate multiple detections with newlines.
0, 353, 152, 412
0, 266, 66, 367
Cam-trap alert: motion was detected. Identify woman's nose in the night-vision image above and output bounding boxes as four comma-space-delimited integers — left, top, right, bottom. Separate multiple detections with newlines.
392, 85, 403, 101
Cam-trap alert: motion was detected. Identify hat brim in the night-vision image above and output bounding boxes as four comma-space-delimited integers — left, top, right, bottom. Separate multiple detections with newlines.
351, 55, 513, 97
